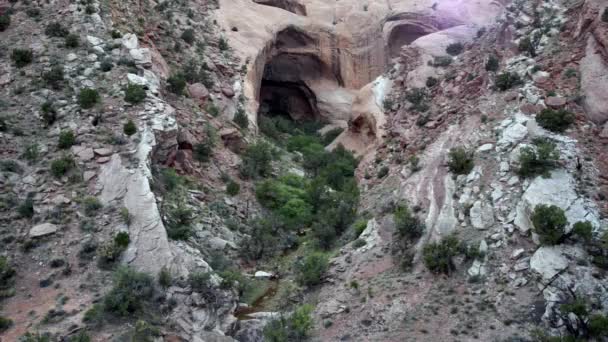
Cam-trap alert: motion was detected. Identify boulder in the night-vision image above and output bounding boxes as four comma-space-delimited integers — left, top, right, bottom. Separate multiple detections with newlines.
188, 83, 210, 104
530, 246, 568, 280
221, 86, 235, 98
30, 223, 59, 238
122, 33, 139, 50
254, 271, 274, 278
470, 200, 494, 230
130, 48, 152, 65
498, 122, 528, 146
580, 36, 608, 124
177, 129, 196, 150
86, 35, 103, 46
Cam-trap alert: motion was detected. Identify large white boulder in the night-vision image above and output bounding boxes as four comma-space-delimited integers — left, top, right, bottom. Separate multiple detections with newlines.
530, 246, 568, 280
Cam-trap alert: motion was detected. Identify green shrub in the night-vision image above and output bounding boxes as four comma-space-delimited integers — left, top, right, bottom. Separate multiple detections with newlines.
11, 49, 33, 68
295, 252, 328, 286
405, 88, 429, 112
100, 59, 113, 72
278, 198, 313, 229
18, 332, 51, 342
83, 196, 102, 216
394, 204, 424, 240
239, 141, 275, 178
158, 266, 172, 288
0, 316, 13, 332
589, 314, 608, 337
446, 42, 464, 56
65, 34, 80, 48
181, 29, 195, 44
532, 204, 568, 245
377, 166, 389, 178
495, 72, 522, 91
426, 77, 438, 88
26, 8, 41, 17
41, 102, 57, 126
120, 207, 131, 225
58, 130, 76, 149
114, 231, 130, 248
42, 65, 65, 89
78, 88, 100, 109
422, 235, 461, 274
45, 22, 69, 37
103, 267, 155, 316
447, 147, 474, 175
159, 168, 183, 192
167, 73, 186, 95
409, 155, 421, 172
485, 55, 499, 72
321, 127, 343, 146
193, 142, 213, 162
602, 8, 608, 23
572, 221, 593, 241
124, 84, 146, 104
188, 271, 215, 296
0, 160, 22, 173
0, 256, 16, 289
50, 155, 75, 178
432, 56, 452, 67
259, 116, 281, 139
165, 202, 193, 240
233, 107, 249, 129
218, 37, 229, 51
23, 144, 40, 163
66, 331, 90, 342
85, 5, 96, 14
536, 108, 575, 132
517, 138, 559, 178
17, 195, 34, 218
111, 30, 122, 39
0, 14, 10, 32
353, 219, 368, 237
518, 36, 536, 56
123, 120, 137, 136
264, 305, 314, 342
226, 181, 240, 196
206, 103, 220, 117
132, 320, 160, 341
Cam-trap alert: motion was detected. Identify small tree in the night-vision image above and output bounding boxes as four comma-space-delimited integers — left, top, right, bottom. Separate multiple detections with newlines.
41, 102, 57, 126
422, 235, 461, 274
42, 65, 65, 90
103, 267, 155, 316
45, 22, 69, 37
181, 29, 195, 45
296, 252, 328, 286
394, 204, 424, 240
531, 204, 568, 245
517, 138, 559, 178
123, 120, 137, 136
218, 37, 229, 51
495, 72, 522, 91
124, 84, 146, 104
50, 155, 75, 178
264, 305, 314, 342
239, 141, 275, 179
226, 181, 240, 196
167, 73, 186, 95
447, 147, 474, 175
78, 88, 100, 109
65, 34, 80, 48
233, 107, 249, 129
536, 108, 575, 132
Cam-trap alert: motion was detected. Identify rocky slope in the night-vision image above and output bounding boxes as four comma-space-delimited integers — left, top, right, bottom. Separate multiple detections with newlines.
1, 0, 608, 341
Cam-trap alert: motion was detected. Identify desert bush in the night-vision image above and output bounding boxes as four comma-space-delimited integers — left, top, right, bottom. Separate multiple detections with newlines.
103, 267, 155, 316
82, 196, 102, 216
409, 155, 421, 172
123, 120, 137, 136
193, 141, 213, 162
405, 88, 429, 112
447, 147, 474, 175
100, 59, 113, 72
23, 143, 40, 163
85, 5, 96, 14
233, 107, 249, 129
517, 138, 559, 178
422, 235, 461, 274
0, 160, 22, 173
18, 332, 51, 342
264, 305, 313, 342
218, 37, 229, 51
495, 72, 522, 91
239, 141, 275, 178
603, 8, 608, 23
321, 127, 343, 146
0, 256, 16, 289
50, 155, 75, 178
165, 202, 193, 240
41, 102, 57, 126
485, 55, 499, 72
426, 77, 438, 88
167, 73, 186, 95
66, 331, 90, 342
114, 231, 130, 248
11, 49, 33, 68
0, 14, 10, 32
394, 204, 424, 240
536, 108, 575, 132
65, 34, 80, 48
518, 36, 536, 56
377, 166, 389, 178
45, 22, 69, 37
17, 195, 34, 218
572, 221, 593, 242
181, 29, 195, 44
446, 42, 464, 56
226, 181, 240, 196
0, 316, 13, 332
532, 204, 568, 245
158, 266, 172, 288
42, 65, 64, 89
58, 130, 76, 149
78, 88, 100, 109
432, 56, 452, 67
124, 84, 146, 104
295, 252, 328, 286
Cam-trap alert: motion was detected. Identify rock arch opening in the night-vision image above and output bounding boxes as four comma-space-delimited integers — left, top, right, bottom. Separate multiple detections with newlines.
387, 23, 434, 59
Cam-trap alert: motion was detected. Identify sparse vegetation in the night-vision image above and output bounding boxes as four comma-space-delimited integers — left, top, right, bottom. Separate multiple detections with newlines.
194, 141, 213, 162
50, 155, 75, 178
239, 141, 276, 179
226, 181, 240, 196
45, 22, 69, 37
295, 252, 328, 286
78, 88, 100, 109
423, 235, 461, 274
233, 107, 249, 129
167, 73, 186, 95
65, 34, 80, 48
394, 204, 424, 240
447, 147, 474, 175
0, 13, 10, 32
535, 108, 575, 132
531, 204, 568, 245
102, 267, 155, 316
42, 66, 65, 90
405, 88, 429, 112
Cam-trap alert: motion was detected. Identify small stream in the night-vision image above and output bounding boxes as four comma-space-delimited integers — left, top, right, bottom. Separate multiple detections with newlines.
234, 279, 279, 320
